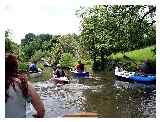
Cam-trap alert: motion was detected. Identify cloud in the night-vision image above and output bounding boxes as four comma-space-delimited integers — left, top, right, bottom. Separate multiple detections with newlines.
2, 0, 155, 44
0, 0, 92, 43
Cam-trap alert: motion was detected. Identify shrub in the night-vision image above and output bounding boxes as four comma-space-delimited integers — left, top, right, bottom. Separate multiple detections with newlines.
18, 62, 28, 72
59, 53, 75, 69
37, 63, 44, 70
30, 50, 44, 63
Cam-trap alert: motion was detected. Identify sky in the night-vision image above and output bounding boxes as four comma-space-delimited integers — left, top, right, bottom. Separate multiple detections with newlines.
0, 0, 156, 44
0, 0, 107, 44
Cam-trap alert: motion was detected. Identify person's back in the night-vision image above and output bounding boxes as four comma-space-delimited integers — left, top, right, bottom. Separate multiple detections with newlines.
5, 79, 26, 118
6, 53, 45, 118
55, 68, 65, 77
79, 63, 84, 72
139, 59, 153, 74
75, 60, 84, 72
29, 63, 38, 72
75, 64, 80, 71
54, 64, 65, 78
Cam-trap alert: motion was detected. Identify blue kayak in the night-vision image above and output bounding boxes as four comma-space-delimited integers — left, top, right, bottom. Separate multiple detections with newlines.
128, 74, 156, 84
115, 67, 156, 84
71, 71, 89, 77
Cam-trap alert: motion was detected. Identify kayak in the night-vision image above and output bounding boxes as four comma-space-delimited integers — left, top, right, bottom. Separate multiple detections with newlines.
29, 71, 42, 78
52, 76, 69, 84
128, 74, 156, 84
29, 68, 42, 78
63, 112, 97, 117
115, 67, 156, 84
71, 71, 89, 77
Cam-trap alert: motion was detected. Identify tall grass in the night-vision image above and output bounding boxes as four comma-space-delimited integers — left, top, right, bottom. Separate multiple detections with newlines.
109, 46, 155, 62
108, 45, 156, 70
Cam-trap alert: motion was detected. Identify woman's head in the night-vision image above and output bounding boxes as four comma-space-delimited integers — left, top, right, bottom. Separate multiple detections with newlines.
5, 53, 18, 78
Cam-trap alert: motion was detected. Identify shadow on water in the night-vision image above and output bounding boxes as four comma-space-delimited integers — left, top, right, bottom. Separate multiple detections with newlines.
27, 71, 156, 118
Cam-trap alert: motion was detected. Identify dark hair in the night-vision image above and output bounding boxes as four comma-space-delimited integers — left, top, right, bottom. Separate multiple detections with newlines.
5, 53, 29, 102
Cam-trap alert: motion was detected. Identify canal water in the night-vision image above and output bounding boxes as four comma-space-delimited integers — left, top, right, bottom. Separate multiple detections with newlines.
26, 71, 156, 118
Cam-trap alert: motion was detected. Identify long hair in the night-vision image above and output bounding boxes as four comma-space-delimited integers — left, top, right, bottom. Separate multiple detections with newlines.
5, 53, 29, 102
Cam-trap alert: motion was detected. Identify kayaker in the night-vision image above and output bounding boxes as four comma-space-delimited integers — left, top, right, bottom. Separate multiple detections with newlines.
75, 60, 84, 72
5, 53, 45, 118
54, 64, 66, 78
44, 61, 50, 67
137, 59, 153, 74
29, 61, 38, 72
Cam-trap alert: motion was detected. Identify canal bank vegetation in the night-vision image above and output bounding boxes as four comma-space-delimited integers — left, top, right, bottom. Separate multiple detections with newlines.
109, 45, 156, 62
5, 5, 156, 81
108, 45, 156, 71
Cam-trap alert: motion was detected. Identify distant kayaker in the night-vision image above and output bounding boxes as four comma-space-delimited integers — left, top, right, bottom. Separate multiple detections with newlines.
29, 61, 38, 72
137, 59, 153, 74
75, 60, 84, 72
54, 64, 66, 78
5, 53, 45, 118
44, 61, 50, 67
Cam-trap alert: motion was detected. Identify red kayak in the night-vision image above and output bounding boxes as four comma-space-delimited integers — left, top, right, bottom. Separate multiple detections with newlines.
52, 76, 69, 84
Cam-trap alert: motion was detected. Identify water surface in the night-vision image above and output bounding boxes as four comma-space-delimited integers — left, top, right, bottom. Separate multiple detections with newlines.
27, 71, 156, 118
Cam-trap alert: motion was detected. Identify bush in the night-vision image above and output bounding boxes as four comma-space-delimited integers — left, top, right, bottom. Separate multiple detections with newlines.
37, 63, 44, 70
18, 62, 28, 72
59, 53, 75, 69
30, 50, 44, 63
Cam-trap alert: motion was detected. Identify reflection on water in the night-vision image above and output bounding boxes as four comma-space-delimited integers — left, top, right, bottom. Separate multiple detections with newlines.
27, 71, 156, 118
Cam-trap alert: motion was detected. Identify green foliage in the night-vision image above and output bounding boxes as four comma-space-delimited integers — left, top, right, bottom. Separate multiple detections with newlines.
59, 53, 75, 69
108, 45, 156, 64
57, 34, 79, 55
76, 5, 156, 66
44, 34, 80, 65
21, 33, 58, 60
30, 50, 44, 63
37, 63, 44, 70
5, 30, 19, 55
18, 62, 28, 72
21, 33, 36, 45
20, 32, 81, 63
12, 5, 155, 71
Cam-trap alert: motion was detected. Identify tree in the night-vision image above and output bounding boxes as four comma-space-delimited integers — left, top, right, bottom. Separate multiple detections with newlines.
5, 29, 19, 54
76, 5, 156, 69
59, 53, 75, 69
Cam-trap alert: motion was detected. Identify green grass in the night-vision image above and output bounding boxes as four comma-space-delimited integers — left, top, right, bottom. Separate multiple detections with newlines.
108, 45, 156, 66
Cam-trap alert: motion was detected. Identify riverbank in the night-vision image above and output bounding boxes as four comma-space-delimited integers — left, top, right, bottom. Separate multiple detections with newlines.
22, 45, 156, 82
97, 45, 156, 71
109, 45, 155, 63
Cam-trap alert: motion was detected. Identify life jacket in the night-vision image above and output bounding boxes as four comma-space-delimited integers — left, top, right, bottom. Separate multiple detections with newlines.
76, 64, 81, 71
140, 63, 152, 74
55, 69, 65, 77
29, 64, 38, 72
76, 63, 84, 71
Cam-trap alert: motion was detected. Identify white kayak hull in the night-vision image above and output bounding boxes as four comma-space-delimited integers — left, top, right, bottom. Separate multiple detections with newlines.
52, 76, 69, 84
29, 71, 42, 78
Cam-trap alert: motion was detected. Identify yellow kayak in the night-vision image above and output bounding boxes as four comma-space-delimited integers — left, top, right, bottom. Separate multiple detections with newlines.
63, 112, 98, 118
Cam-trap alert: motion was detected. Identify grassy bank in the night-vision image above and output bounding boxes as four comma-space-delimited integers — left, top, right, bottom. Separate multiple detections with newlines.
108, 45, 156, 70
109, 46, 155, 61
